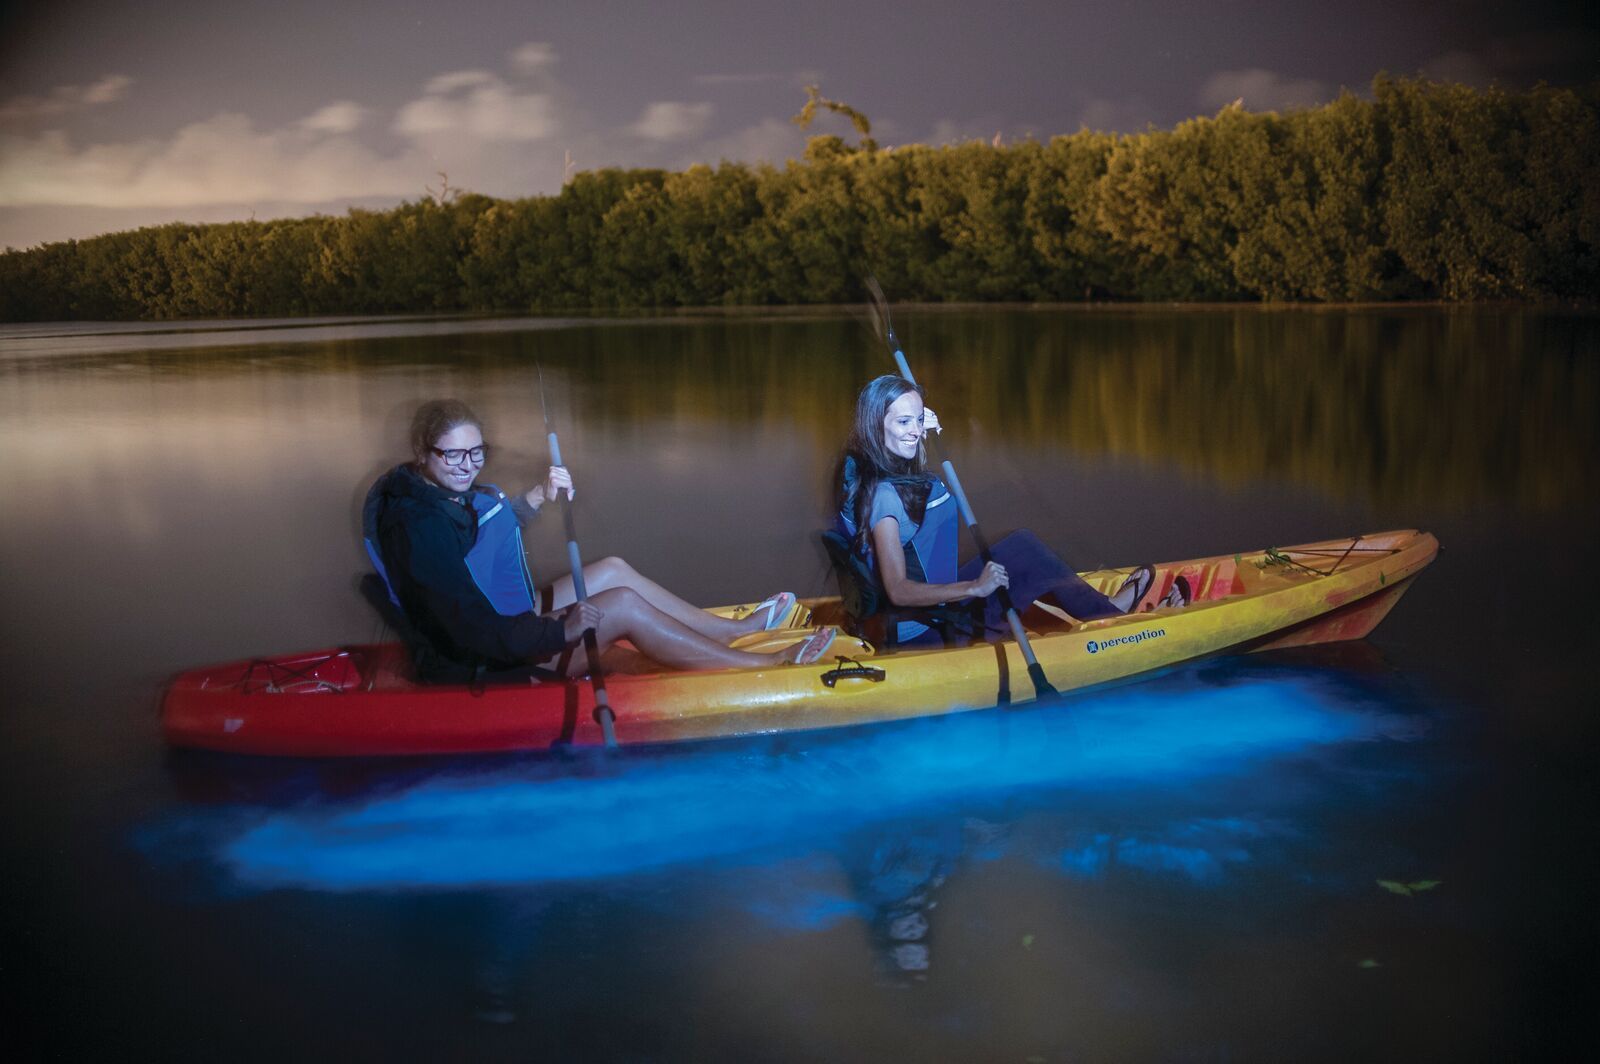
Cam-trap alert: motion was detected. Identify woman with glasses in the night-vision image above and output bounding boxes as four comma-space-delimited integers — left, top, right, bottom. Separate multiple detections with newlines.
366, 399, 832, 682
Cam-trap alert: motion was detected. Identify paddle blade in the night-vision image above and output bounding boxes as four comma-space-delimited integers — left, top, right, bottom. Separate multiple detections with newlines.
863, 275, 893, 347
536, 362, 553, 435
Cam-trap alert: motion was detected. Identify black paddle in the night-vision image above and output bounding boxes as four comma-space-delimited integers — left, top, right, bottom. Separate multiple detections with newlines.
864, 277, 1060, 701
539, 368, 619, 748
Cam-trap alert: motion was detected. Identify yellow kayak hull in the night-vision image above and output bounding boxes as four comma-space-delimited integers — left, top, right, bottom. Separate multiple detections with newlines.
622, 529, 1437, 745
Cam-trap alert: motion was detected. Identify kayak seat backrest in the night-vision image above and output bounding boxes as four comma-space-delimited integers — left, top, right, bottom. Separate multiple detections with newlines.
359, 572, 429, 655
1196, 557, 1244, 600
820, 528, 884, 618
359, 572, 559, 687
818, 530, 979, 651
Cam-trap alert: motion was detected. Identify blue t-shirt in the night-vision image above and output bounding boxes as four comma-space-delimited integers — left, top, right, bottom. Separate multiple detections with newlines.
850, 479, 957, 645
866, 481, 918, 548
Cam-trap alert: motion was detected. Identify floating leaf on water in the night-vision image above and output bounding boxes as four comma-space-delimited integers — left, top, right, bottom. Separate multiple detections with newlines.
1021, 934, 1035, 950
1377, 879, 1413, 896
1407, 880, 1442, 892
1358, 958, 1382, 969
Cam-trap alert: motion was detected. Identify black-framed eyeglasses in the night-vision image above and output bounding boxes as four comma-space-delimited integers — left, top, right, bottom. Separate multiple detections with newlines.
431, 445, 488, 466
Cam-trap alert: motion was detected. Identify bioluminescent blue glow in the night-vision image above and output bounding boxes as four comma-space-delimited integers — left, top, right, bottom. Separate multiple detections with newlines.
180, 669, 1417, 893
740, 886, 873, 932
1057, 829, 1256, 883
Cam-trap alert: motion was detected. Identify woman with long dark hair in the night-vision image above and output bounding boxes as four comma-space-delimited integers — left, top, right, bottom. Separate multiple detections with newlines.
834, 375, 1184, 647
368, 399, 833, 681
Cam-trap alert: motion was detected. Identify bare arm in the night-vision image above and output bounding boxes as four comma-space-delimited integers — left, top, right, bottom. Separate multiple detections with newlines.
871, 516, 1007, 608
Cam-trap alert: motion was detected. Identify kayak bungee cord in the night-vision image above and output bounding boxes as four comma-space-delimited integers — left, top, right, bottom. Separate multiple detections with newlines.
1260, 539, 1401, 578
539, 365, 619, 748
864, 277, 1059, 702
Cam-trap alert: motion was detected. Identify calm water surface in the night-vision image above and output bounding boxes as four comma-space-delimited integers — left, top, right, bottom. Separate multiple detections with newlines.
1, 306, 1595, 1061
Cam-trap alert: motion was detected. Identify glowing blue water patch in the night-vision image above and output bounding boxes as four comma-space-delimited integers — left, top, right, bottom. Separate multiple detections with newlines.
742, 888, 870, 932
209, 673, 1404, 892
1056, 828, 1256, 884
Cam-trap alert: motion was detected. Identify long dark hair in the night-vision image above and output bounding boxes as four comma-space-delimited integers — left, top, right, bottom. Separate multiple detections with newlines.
834, 375, 933, 554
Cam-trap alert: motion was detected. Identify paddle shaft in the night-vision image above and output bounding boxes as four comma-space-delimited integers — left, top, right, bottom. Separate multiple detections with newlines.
546, 431, 618, 747
891, 349, 1058, 699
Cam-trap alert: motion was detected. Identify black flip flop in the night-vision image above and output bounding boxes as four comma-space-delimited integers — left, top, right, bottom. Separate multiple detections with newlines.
1114, 564, 1155, 613
1160, 574, 1193, 609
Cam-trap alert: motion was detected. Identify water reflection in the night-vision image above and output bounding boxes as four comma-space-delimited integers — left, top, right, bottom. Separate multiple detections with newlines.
846, 822, 961, 984
2, 306, 1592, 520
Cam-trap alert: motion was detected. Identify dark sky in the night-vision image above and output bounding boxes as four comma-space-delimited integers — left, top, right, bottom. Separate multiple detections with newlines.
0, 0, 1593, 248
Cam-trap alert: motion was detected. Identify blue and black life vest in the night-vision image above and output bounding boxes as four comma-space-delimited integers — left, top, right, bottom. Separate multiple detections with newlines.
838, 472, 959, 643
363, 473, 538, 616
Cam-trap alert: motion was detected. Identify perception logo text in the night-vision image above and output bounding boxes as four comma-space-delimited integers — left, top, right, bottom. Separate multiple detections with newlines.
1085, 628, 1167, 655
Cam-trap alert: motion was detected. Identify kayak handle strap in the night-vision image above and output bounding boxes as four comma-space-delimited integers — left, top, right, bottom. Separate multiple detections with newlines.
820, 658, 886, 688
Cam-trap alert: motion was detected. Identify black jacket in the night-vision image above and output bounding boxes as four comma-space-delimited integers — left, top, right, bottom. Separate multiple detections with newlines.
372, 464, 567, 678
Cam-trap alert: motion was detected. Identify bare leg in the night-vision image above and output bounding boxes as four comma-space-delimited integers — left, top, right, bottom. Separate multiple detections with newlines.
541, 587, 811, 674
545, 556, 772, 641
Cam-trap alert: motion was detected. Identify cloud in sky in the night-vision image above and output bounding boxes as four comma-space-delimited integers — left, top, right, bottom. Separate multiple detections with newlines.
0, 42, 578, 211
395, 40, 566, 143
510, 42, 558, 73
0, 74, 133, 122
630, 101, 713, 141
0, 41, 745, 213
299, 101, 366, 134
0, 112, 422, 208
1197, 68, 1335, 113
421, 70, 498, 95
0, 28, 824, 242
394, 73, 558, 141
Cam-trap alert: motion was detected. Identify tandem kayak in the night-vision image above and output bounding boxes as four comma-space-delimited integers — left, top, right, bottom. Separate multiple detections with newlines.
161, 530, 1437, 757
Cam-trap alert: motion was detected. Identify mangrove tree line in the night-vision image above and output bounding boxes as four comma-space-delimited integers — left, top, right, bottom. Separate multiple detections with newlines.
1, 76, 1594, 321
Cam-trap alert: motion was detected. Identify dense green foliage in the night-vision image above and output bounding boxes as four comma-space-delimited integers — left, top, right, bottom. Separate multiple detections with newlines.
3, 78, 1595, 320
